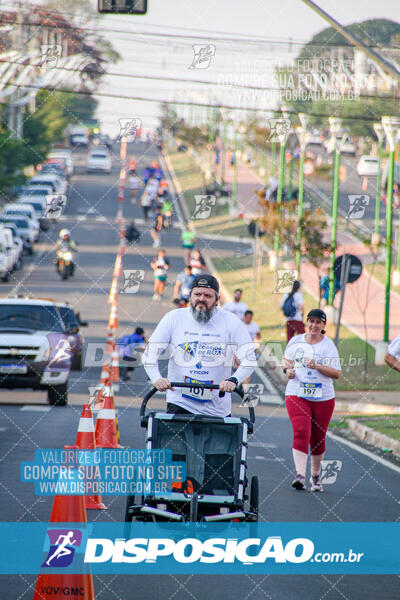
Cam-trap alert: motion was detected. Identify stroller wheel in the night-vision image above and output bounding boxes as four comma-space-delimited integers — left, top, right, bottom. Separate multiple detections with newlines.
124, 494, 135, 523
249, 476, 259, 519
189, 493, 198, 522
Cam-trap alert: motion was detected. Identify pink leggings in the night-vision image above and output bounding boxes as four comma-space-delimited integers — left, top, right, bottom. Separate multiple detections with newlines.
285, 395, 335, 455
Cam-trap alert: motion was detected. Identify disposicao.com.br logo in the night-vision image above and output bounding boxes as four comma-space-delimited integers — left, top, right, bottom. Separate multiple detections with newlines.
84, 536, 363, 566
42, 528, 82, 568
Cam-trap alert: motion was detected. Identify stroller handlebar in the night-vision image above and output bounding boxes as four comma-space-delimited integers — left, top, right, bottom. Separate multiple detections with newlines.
140, 381, 255, 424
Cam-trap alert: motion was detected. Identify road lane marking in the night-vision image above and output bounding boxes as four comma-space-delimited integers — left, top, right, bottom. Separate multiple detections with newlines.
327, 431, 400, 475
20, 406, 51, 412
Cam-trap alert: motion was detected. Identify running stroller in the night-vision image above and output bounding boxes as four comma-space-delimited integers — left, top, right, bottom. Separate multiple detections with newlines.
125, 382, 259, 523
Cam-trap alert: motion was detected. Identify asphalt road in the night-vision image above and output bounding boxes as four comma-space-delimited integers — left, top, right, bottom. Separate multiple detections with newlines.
0, 141, 398, 599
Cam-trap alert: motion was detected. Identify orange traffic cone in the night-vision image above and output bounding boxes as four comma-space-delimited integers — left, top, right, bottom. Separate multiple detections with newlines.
95, 381, 121, 449
65, 405, 106, 510
33, 495, 95, 599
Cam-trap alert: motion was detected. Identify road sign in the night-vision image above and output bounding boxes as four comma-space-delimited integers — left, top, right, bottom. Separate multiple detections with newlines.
334, 254, 362, 284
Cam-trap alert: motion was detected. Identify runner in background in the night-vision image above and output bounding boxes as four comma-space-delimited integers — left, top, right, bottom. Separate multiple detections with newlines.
117, 327, 146, 382
181, 226, 196, 265
280, 280, 305, 342
151, 248, 170, 301
189, 248, 206, 275
384, 333, 400, 372
128, 157, 137, 172
140, 189, 152, 221
173, 264, 195, 306
150, 208, 163, 248
282, 309, 341, 492
242, 309, 262, 384
222, 288, 248, 320
128, 171, 141, 204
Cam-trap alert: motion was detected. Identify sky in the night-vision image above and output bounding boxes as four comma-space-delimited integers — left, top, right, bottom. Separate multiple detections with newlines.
10, 0, 400, 134
93, 0, 400, 135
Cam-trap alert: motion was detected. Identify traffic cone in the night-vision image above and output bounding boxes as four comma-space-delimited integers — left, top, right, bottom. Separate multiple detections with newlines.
32, 492, 95, 599
65, 405, 106, 510
362, 176, 368, 191
108, 303, 118, 331
95, 380, 121, 449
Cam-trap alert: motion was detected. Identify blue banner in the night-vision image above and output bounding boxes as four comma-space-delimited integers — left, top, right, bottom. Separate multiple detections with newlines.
0, 522, 398, 574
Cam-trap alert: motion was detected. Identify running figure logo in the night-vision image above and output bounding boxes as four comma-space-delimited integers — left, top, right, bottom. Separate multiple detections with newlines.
118, 118, 142, 142
320, 460, 342, 484
41, 45, 62, 69
189, 44, 216, 69
274, 269, 298, 294
193, 195, 216, 219
120, 269, 145, 294
42, 529, 82, 567
267, 118, 291, 144
347, 195, 370, 219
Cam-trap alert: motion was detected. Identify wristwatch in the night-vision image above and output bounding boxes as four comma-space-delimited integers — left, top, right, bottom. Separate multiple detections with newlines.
227, 376, 239, 386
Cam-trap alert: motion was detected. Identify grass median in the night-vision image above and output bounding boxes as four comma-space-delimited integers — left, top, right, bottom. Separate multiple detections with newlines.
329, 415, 400, 443
212, 255, 400, 391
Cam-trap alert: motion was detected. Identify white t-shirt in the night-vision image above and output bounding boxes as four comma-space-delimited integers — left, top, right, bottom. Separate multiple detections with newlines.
280, 292, 303, 322
283, 334, 341, 401
222, 301, 249, 321
388, 334, 400, 360
129, 175, 140, 189
243, 320, 260, 340
142, 308, 257, 416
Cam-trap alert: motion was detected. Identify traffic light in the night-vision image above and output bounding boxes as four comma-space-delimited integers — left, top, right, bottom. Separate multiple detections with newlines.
98, 0, 147, 14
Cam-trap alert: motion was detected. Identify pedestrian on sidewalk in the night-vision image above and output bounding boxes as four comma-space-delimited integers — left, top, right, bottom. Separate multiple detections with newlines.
150, 209, 163, 248
181, 226, 196, 265
282, 308, 341, 492
151, 248, 170, 300
320, 267, 340, 307
384, 334, 400, 372
117, 327, 146, 381
222, 288, 248, 320
280, 280, 305, 342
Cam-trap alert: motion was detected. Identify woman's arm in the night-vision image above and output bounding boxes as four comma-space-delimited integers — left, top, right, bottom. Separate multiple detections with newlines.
305, 359, 341, 379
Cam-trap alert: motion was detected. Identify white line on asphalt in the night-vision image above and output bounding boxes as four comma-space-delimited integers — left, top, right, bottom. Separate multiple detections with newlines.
20, 406, 51, 412
248, 441, 277, 448
327, 431, 400, 475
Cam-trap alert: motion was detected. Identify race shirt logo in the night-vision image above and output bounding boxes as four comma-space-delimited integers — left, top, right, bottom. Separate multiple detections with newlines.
179, 341, 198, 357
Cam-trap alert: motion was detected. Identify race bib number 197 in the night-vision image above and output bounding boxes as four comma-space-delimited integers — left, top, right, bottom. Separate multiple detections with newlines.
299, 382, 322, 399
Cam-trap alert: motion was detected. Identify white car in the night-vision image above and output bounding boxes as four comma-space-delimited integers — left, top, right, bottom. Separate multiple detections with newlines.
2, 204, 40, 241
17, 197, 49, 231
49, 149, 74, 177
0, 216, 36, 252
0, 228, 17, 279
29, 173, 67, 196
307, 131, 324, 146
3, 224, 24, 267
357, 156, 379, 177
86, 149, 112, 173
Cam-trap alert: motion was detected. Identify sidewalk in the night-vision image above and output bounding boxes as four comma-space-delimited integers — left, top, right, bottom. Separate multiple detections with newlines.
218, 153, 400, 345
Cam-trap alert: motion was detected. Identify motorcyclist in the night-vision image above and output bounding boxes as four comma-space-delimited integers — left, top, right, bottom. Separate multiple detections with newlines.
56, 229, 77, 274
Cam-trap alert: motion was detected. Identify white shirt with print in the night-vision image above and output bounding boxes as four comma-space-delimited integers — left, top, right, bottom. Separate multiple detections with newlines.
142, 307, 256, 416
284, 334, 341, 401
243, 321, 260, 340
222, 301, 249, 321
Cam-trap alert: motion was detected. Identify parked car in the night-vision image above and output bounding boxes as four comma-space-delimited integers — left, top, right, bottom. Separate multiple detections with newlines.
29, 173, 67, 196
0, 228, 16, 280
0, 297, 72, 405
16, 197, 49, 231
307, 130, 324, 146
56, 303, 88, 370
70, 132, 89, 147
49, 149, 74, 176
86, 148, 112, 173
2, 204, 40, 241
357, 155, 379, 177
0, 222, 26, 261
18, 184, 54, 199
0, 217, 35, 254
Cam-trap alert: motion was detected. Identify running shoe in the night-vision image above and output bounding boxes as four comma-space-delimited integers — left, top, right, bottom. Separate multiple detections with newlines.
291, 474, 306, 490
310, 474, 323, 492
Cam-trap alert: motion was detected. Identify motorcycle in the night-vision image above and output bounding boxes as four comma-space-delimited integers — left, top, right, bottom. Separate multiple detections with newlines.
56, 246, 75, 280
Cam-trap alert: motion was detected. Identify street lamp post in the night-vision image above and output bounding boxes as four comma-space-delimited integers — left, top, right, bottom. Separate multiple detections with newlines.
328, 116, 342, 306
381, 116, 400, 342
373, 122, 385, 244
295, 112, 310, 275
274, 107, 290, 254
232, 124, 238, 213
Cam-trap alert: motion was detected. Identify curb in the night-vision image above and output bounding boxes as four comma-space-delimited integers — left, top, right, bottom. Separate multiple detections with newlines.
347, 419, 400, 458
